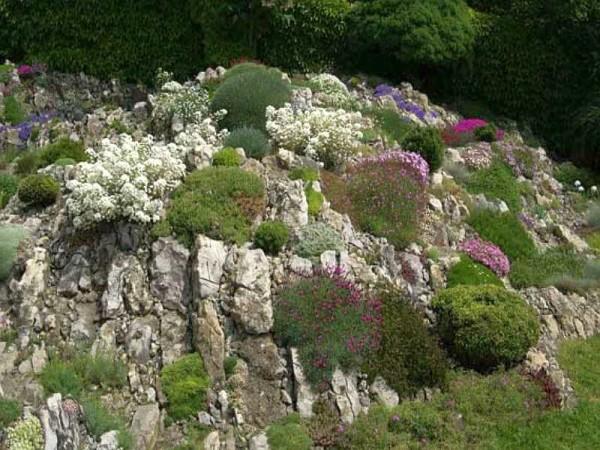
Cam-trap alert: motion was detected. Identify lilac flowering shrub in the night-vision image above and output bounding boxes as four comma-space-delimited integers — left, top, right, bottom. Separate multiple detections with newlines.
346, 151, 429, 248
495, 141, 538, 179
459, 238, 510, 277
274, 267, 383, 387
374, 84, 438, 124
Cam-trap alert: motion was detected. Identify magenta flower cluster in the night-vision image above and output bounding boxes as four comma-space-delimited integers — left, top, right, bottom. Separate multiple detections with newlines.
453, 118, 505, 141
356, 150, 430, 184
460, 238, 510, 277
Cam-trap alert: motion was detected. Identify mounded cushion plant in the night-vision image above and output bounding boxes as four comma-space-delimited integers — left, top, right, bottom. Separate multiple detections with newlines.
346, 151, 428, 248
38, 138, 88, 167
0, 224, 28, 282
0, 398, 22, 428
165, 167, 265, 247
446, 256, 503, 288
274, 267, 382, 387
432, 285, 540, 371
254, 220, 289, 255
18, 174, 60, 207
365, 287, 448, 398
212, 147, 242, 167
0, 173, 18, 208
223, 126, 271, 160
293, 223, 344, 259
210, 67, 291, 132
160, 353, 211, 421
401, 126, 445, 172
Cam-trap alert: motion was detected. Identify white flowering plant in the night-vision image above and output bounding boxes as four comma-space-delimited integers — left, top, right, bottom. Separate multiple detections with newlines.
174, 112, 229, 166
266, 103, 365, 169
66, 134, 186, 229
150, 81, 210, 135
6, 416, 44, 450
307, 73, 354, 108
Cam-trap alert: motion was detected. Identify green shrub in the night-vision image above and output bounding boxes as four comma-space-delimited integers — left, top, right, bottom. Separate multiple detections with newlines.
54, 158, 77, 167
293, 223, 344, 259
223, 62, 278, 81
166, 167, 265, 247
554, 162, 600, 190
210, 67, 291, 132
266, 414, 313, 450
223, 356, 238, 379
0, 398, 22, 428
509, 247, 587, 289
465, 160, 522, 211
40, 360, 84, 397
212, 147, 241, 167
289, 167, 320, 183
1, 0, 204, 83
432, 285, 540, 371
587, 231, 600, 252
38, 138, 87, 167
446, 256, 503, 288
306, 185, 324, 217
160, 353, 211, 421
388, 401, 447, 442
18, 174, 60, 207
274, 269, 382, 386
81, 397, 132, 449
5, 416, 44, 450
0, 224, 28, 282
254, 220, 289, 255
15, 151, 41, 176
401, 126, 445, 172
0, 173, 18, 208
2, 95, 26, 125
475, 124, 498, 142
364, 106, 415, 146
467, 209, 536, 261
223, 126, 271, 160
71, 352, 128, 390
365, 288, 448, 398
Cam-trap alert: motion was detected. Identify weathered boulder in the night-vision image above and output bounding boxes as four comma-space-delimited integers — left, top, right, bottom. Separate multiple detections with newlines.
130, 403, 161, 450
194, 301, 225, 382
193, 235, 227, 299
150, 238, 190, 312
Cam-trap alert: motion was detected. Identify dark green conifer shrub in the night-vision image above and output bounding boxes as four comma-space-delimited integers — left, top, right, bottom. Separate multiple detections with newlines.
223, 126, 271, 160
254, 220, 289, 255
18, 174, 59, 207
401, 127, 445, 172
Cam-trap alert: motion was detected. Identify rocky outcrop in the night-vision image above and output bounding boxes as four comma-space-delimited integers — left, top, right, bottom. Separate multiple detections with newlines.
150, 238, 190, 313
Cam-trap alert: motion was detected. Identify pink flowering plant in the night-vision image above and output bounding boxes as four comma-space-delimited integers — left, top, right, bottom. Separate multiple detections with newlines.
443, 118, 504, 146
461, 142, 494, 169
346, 150, 429, 248
274, 267, 383, 388
460, 237, 510, 277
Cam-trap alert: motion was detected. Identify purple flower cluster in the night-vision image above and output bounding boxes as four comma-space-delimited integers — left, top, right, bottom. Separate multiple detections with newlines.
356, 150, 430, 184
374, 84, 437, 121
495, 141, 536, 178
16, 63, 46, 77
460, 238, 510, 277
518, 212, 536, 229
0, 112, 55, 142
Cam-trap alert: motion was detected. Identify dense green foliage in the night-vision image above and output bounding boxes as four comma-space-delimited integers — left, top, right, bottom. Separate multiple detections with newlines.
293, 223, 344, 259
465, 160, 522, 211
223, 126, 271, 160
18, 174, 59, 207
0, 224, 27, 282
40, 360, 84, 397
289, 167, 320, 183
38, 138, 87, 167
15, 151, 40, 176
0, 0, 204, 83
0, 397, 22, 428
212, 147, 242, 167
364, 106, 415, 146
266, 414, 313, 450
344, 0, 475, 77
475, 123, 498, 142
432, 285, 539, 371
81, 397, 132, 449
165, 167, 265, 247
2, 95, 26, 125
401, 126, 445, 171
447, 255, 503, 288
254, 220, 289, 255
0, 173, 18, 208
160, 353, 211, 421
467, 209, 536, 261
509, 246, 587, 289
210, 67, 291, 132
305, 184, 324, 217
365, 288, 448, 398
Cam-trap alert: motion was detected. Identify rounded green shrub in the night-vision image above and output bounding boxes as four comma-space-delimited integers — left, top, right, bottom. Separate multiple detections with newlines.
432, 285, 540, 371
267, 414, 313, 450
365, 288, 448, 398
166, 167, 265, 247
223, 126, 271, 160
40, 360, 84, 397
210, 67, 291, 132
160, 353, 211, 421
38, 138, 87, 167
0, 224, 28, 282
18, 174, 59, 207
212, 147, 242, 167
446, 256, 503, 288
293, 223, 344, 259
475, 124, 498, 142
223, 62, 278, 81
401, 127, 445, 172
254, 220, 289, 255
0, 173, 19, 208
3, 95, 26, 125
0, 398, 22, 428
15, 152, 41, 176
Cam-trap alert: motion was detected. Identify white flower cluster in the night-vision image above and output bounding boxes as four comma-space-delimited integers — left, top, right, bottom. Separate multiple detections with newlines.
6, 416, 44, 450
266, 103, 364, 168
308, 73, 353, 108
150, 82, 209, 135
66, 134, 186, 229
174, 113, 229, 165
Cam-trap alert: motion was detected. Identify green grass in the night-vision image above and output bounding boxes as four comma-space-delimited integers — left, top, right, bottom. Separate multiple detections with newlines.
587, 231, 600, 252
267, 414, 312, 450
81, 396, 132, 449
465, 160, 522, 211
0, 173, 18, 208
467, 209, 536, 261
446, 256, 503, 288
0, 224, 28, 281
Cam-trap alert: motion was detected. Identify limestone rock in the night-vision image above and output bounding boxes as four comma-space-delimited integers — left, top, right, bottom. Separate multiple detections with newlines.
130, 403, 161, 450
290, 348, 316, 418
150, 238, 190, 312
194, 301, 225, 382
370, 376, 399, 407
268, 179, 308, 229
193, 235, 227, 299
